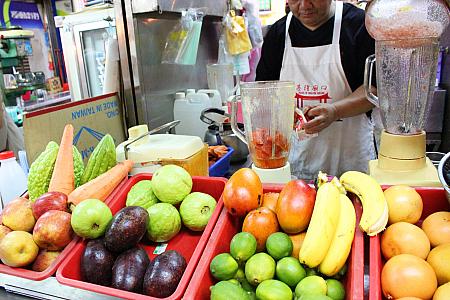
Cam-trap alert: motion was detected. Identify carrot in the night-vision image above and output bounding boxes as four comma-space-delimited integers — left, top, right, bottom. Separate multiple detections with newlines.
48, 124, 74, 196
68, 160, 133, 211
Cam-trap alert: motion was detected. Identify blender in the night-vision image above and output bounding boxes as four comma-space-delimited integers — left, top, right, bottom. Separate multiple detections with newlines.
364, 0, 449, 186
230, 81, 296, 184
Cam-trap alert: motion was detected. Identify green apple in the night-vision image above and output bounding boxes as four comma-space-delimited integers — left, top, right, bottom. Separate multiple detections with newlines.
71, 199, 113, 239
179, 192, 217, 231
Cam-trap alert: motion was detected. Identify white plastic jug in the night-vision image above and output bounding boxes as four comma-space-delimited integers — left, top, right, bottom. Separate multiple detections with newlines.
197, 89, 222, 109
174, 91, 212, 139
0, 151, 27, 210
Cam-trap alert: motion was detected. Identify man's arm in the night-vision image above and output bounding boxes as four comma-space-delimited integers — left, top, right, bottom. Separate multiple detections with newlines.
303, 85, 375, 134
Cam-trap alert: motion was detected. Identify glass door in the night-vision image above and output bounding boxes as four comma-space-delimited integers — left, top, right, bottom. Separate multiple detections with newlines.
74, 21, 116, 99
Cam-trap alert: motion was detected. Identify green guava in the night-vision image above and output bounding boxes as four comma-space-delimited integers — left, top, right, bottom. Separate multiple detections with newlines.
179, 192, 217, 231
126, 180, 159, 209
146, 203, 181, 242
151, 165, 192, 205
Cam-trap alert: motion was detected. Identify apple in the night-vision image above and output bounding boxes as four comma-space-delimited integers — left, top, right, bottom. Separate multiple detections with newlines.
0, 225, 12, 243
33, 210, 73, 251
0, 231, 39, 267
71, 199, 113, 239
32, 250, 61, 272
32, 192, 68, 220
2, 197, 35, 232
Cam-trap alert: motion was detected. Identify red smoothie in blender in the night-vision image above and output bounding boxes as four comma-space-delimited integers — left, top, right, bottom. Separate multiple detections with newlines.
249, 128, 290, 169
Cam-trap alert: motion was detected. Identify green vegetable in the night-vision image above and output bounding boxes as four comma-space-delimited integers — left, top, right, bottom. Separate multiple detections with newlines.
73, 146, 84, 188
27, 141, 59, 201
80, 134, 116, 185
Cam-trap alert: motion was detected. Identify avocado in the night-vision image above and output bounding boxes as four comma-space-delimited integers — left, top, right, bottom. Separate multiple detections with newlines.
104, 206, 149, 253
111, 247, 150, 292
81, 239, 115, 286
142, 250, 187, 297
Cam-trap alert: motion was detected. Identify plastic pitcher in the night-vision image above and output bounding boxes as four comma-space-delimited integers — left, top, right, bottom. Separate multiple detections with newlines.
0, 151, 27, 210
230, 81, 296, 169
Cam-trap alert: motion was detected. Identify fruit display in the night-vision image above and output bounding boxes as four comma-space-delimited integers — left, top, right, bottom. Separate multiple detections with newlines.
375, 185, 450, 299
57, 172, 227, 299
202, 169, 370, 300
0, 124, 131, 279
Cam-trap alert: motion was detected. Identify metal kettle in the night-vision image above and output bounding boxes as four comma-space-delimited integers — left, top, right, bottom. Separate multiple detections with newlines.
200, 108, 249, 162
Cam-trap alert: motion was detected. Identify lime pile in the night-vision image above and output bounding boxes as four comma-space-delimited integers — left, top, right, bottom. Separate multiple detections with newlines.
209, 231, 346, 300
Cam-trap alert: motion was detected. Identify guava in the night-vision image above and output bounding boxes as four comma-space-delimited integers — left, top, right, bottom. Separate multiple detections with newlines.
179, 192, 216, 231
126, 180, 159, 209
146, 203, 181, 242
151, 165, 192, 205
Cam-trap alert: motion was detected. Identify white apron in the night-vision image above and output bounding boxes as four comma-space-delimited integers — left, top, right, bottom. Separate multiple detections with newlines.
280, 1, 375, 180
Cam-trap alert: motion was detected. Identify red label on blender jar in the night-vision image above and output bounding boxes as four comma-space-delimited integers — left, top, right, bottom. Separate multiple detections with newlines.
249, 129, 289, 169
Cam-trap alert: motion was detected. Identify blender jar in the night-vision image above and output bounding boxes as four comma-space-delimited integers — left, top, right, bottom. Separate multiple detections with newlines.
231, 81, 296, 169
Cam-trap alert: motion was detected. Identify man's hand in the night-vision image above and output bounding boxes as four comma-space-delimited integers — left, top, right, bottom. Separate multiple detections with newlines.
303, 103, 339, 134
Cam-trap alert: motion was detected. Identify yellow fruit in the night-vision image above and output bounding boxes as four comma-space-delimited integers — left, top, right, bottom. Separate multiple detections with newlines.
299, 182, 340, 268
319, 194, 356, 276
340, 171, 388, 236
433, 282, 450, 300
384, 185, 423, 225
381, 222, 430, 260
422, 212, 450, 247
426, 243, 450, 285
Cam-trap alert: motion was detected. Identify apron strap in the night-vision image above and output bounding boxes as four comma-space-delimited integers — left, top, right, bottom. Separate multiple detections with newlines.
332, 1, 343, 45
285, 2, 344, 47
285, 12, 293, 46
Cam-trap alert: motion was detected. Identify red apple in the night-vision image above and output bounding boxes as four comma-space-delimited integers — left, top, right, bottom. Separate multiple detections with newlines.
33, 210, 73, 251
32, 250, 61, 272
32, 192, 68, 220
275, 180, 316, 233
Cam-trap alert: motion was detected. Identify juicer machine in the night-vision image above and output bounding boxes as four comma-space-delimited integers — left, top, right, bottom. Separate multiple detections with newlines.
364, 0, 450, 186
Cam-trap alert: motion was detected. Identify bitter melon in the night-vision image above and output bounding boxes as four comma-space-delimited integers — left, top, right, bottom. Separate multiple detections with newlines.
28, 141, 59, 201
73, 146, 84, 188
80, 134, 116, 185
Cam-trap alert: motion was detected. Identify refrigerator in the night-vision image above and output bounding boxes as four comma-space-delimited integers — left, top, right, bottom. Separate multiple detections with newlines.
114, 0, 227, 129
57, 6, 116, 101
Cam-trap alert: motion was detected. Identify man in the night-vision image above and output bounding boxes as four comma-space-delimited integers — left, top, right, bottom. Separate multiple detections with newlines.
256, 0, 376, 180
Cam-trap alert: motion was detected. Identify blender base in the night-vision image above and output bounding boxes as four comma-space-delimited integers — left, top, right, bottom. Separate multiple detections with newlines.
369, 158, 440, 187
369, 130, 440, 186
252, 162, 292, 184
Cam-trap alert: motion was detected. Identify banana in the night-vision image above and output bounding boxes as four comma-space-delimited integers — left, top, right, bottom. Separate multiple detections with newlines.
340, 171, 388, 236
319, 193, 356, 276
299, 182, 341, 268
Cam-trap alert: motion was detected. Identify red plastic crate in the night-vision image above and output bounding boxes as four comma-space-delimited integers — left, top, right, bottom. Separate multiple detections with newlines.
0, 178, 128, 281
184, 184, 365, 300
369, 187, 450, 300
56, 173, 227, 300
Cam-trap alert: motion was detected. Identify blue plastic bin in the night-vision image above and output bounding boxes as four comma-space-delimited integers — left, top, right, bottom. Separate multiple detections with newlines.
209, 147, 234, 177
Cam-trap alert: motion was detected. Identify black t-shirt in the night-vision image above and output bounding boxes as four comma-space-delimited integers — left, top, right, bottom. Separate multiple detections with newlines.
256, 3, 374, 92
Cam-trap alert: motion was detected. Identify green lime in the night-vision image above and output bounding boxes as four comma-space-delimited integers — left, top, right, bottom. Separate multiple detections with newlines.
305, 267, 319, 277
234, 267, 246, 282
295, 275, 327, 297
299, 295, 333, 300
240, 278, 256, 293
210, 281, 250, 300
265, 232, 293, 260
210, 253, 239, 281
227, 279, 240, 286
245, 253, 276, 286
255, 279, 292, 300
326, 279, 345, 300
276, 256, 306, 288
230, 232, 257, 264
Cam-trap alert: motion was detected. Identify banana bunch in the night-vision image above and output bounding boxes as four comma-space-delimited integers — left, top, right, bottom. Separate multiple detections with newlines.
299, 182, 341, 268
319, 194, 356, 276
340, 171, 388, 236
